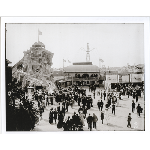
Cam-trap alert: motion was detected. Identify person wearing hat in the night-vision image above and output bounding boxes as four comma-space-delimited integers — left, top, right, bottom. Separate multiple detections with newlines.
127, 113, 132, 128
136, 103, 142, 117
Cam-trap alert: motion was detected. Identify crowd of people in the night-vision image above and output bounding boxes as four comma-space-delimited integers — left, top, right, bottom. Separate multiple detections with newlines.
45, 82, 144, 130
47, 85, 99, 131
6, 77, 144, 131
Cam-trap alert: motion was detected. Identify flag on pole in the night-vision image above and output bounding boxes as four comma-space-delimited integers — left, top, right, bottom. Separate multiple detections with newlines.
99, 58, 104, 62
38, 29, 42, 42
38, 29, 42, 35
68, 60, 71, 63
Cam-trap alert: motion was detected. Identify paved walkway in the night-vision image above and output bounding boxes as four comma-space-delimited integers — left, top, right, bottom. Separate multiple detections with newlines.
33, 87, 145, 131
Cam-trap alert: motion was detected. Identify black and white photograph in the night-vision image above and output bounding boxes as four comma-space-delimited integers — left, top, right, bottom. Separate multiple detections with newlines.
4, 19, 145, 131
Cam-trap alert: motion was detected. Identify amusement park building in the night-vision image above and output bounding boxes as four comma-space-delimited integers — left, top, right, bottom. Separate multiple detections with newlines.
12, 41, 54, 89
63, 62, 104, 86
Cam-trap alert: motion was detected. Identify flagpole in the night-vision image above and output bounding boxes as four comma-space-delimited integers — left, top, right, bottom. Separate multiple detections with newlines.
63, 59, 65, 80
38, 29, 39, 42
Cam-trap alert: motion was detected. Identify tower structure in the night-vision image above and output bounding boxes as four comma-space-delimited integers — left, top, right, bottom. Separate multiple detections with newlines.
86, 43, 90, 62
23, 41, 54, 80
85, 43, 94, 62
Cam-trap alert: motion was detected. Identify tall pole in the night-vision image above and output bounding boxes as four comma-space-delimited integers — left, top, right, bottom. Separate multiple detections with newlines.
63, 59, 65, 80
38, 29, 39, 42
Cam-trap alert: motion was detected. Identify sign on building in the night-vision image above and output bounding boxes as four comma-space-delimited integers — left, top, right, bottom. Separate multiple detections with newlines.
131, 74, 143, 82
106, 75, 118, 83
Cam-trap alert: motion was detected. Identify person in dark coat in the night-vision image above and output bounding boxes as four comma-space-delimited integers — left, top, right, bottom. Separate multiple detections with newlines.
100, 100, 104, 111
63, 121, 68, 131
127, 90, 130, 98
53, 108, 58, 124
89, 97, 93, 107
108, 97, 111, 107
135, 93, 138, 103
57, 111, 64, 128
103, 91, 106, 100
132, 100, 135, 113
127, 113, 132, 128
78, 96, 81, 106
97, 100, 101, 111
133, 90, 136, 99
87, 114, 93, 131
72, 112, 77, 131
87, 98, 91, 110
136, 104, 142, 117
112, 103, 116, 115
93, 113, 98, 129
57, 103, 60, 112
66, 116, 72, 131
101, 111, 104, 124
75, 114, 81, 128
49, 108, 53, 124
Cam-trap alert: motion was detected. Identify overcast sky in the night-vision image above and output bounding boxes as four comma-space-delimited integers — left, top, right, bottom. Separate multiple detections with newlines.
6, 23, 144, 68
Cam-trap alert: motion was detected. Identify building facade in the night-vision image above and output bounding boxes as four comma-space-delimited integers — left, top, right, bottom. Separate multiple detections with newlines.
63, 62, 102, 86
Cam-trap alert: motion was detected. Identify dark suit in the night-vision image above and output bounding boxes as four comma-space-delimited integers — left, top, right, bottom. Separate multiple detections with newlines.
87, 116, 93, 131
